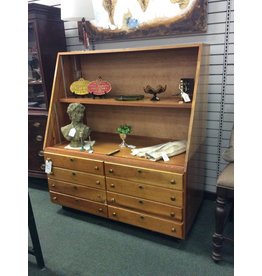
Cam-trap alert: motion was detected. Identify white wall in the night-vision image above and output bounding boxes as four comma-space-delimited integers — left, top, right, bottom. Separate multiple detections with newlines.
29, 0, 234, 193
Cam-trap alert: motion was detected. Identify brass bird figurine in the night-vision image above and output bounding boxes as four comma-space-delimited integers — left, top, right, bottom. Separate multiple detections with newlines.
144, 84, 167, 101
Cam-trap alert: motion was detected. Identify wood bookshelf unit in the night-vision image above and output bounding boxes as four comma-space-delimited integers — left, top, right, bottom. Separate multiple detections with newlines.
44, 43, 209, 239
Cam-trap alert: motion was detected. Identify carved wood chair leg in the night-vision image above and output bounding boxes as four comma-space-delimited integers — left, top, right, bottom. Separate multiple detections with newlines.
212, 195, 226, 262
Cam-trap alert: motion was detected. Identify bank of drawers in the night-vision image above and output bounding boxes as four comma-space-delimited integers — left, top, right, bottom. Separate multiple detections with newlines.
45, 154, 185, 238
46, 153, 107, 218
105, 162, 184, 238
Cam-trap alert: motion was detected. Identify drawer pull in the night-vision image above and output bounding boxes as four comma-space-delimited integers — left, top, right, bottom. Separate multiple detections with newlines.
170, 212, 175, 217
38, 150, 44, 157
140, 215, 144, 219
109, 169, 114, 173
33, 122, 41, 128
70, 158, 74, 162
170, 179, 176, 184
40, 164, 45, 170
73, 186, 77, 190
75, 199, 79, 203
171, 227, 176, 232
110, 198, 115, 203
170, 196, 176, 201
94, 166, 99, 170
36, 135, 43, 142
72, 172, 76, 176
138, 185, 143, 189
96, 180, 100, 185
52, 196, 57, 200
137, 169, 142, 173
112, 212, 117, 217
138, 200, 144, 204
98, 208, 103, 213
110, 183, 115, 188
51, 184, 55, 187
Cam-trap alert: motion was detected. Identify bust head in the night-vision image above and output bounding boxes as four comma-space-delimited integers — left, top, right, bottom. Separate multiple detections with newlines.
67, 103, 85, 123
61, 103, 91, 147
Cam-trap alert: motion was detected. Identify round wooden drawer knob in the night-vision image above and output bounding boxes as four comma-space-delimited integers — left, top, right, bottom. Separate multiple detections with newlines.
137, 169, 142, 173
96, 180, 100, 185
139, 185, 143, 189
171, 227, 176, 232
111, 198, 115, 203
94, 166, 99, 170
51, 184, 55, 187
110, 184, 115, 188
98, 208, 103, 212
138, 200, 144, 204
170, 196, 176, 201
140, 215, 144, 220
53, 196, 57, 200
170, 179, 176, 184
109, 169, 114, 173
112, 212, 117, 216
170, 212, 175, 217
73, 186, 77, 190
72, 172, 76, 176
70, 158, 74, 162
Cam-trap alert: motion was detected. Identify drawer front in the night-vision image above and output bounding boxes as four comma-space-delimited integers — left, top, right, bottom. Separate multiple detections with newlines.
107, 192, 183, 221
108, 206, 183, 238
49, 167, 105, 189
45, 153, 104, 175
106, 177, 183, 207
50, 191, 107, 218
49, 179, 106, 203
105, 162, 183, 190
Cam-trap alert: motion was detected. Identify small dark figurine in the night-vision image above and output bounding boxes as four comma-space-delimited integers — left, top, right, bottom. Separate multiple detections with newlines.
144, 84, 167, 101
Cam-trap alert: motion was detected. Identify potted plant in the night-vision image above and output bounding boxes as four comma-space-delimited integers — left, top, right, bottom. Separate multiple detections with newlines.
116, 124, 132, 147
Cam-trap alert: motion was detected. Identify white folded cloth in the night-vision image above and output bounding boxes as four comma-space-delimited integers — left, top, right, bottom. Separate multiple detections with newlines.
131, 140, 187, 161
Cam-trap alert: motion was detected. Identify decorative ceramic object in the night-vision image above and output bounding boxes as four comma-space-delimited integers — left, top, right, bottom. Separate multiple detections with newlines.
88, 76, 112, 98
144, 84, 167, 101
61, 103, 91, 147
70, 77, 90, 96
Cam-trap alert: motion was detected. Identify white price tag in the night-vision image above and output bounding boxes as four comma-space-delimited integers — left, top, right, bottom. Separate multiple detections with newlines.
45, 160, 52, 174
181, 92, 191, 103
68, 127, 76, 137
161, 152, 170, 162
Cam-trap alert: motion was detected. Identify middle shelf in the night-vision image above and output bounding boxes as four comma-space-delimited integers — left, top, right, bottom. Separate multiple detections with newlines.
59, 97, 192, 108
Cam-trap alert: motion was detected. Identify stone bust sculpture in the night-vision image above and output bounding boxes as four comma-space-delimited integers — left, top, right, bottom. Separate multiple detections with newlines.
61, 103, 91, 147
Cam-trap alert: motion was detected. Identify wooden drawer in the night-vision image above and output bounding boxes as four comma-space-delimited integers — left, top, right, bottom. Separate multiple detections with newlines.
108, 206, 183, 238
49, 179, 106, 203
45, 152, 104, 175
48, 167, 105, 189
106, 177, 183, 207
107, 192, 183, 221
50, 191, 108, 218
105, 162, 183, 190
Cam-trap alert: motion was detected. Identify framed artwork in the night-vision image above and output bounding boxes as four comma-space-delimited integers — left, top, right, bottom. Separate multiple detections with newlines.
79, 0, 207, 41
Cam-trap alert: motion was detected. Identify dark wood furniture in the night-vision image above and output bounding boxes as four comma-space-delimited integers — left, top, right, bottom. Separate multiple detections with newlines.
28, 3, 66, 179
44, 44, 209, 239
212, 127, 234, 261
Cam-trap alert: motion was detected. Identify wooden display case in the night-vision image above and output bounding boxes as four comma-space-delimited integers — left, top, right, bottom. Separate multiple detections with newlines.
44, 43, 209, 239
28, 3, 66, 178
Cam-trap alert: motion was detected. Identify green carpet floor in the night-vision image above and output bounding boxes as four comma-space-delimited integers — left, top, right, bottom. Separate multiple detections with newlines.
28, 183, 233, 276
